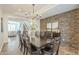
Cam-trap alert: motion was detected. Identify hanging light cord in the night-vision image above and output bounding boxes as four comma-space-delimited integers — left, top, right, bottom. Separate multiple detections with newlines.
32, 4, 35, 15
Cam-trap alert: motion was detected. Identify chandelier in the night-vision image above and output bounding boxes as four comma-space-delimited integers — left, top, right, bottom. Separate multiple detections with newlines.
31, 4, 41, 30
25, 4, 41, 20
32, 4, 41, 20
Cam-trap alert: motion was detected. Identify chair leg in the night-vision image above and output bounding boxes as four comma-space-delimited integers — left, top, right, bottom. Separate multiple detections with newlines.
25, 47, 28, 55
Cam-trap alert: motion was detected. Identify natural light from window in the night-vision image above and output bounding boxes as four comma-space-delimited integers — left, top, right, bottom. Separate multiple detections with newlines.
8, 21, 20, 31
47, 22, 59, 32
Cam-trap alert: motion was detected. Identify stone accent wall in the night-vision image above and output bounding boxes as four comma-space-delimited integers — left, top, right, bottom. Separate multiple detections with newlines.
40, 19, 47, 31
40, 8, 79, 54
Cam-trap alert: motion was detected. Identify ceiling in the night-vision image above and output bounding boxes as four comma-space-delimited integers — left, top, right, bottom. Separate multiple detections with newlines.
1, 4, 50, 14
0, 4, 79, 19
1, 4, 57, 19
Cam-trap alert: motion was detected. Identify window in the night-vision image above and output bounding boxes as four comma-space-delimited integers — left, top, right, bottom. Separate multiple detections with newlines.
47, 23, 52, 31
8, 21, 20, 31
47, 23, 51, 29
52, 22, 58, 29
47, 22, 59, 32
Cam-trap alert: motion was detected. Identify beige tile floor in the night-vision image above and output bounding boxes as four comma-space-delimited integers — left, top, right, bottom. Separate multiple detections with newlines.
0, 43, 22, 55
0, 36, 23, 55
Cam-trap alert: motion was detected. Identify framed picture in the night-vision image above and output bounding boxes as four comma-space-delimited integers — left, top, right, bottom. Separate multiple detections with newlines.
1, 17, 3, 32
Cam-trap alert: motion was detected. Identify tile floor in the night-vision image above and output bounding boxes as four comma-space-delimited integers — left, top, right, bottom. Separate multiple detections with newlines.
0, 35, 23, 55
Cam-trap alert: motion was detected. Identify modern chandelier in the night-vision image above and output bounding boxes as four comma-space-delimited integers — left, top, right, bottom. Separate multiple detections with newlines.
32, 4, 41, 20
30, 4, 41, 30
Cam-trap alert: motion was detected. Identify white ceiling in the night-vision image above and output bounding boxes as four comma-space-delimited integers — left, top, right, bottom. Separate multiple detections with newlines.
1, 4, 57, 19
2, 4, 50, 14
0, 4, 79, 19
42, 4, 79, 19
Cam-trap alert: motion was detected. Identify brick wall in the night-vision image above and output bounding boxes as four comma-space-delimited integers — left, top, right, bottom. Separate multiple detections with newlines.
40, 8, 79, 54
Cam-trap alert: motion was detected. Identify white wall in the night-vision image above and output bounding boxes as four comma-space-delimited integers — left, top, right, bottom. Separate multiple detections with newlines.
2, 15, 8, 43
0, 8, 8, 52
0, 7, 3, 52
